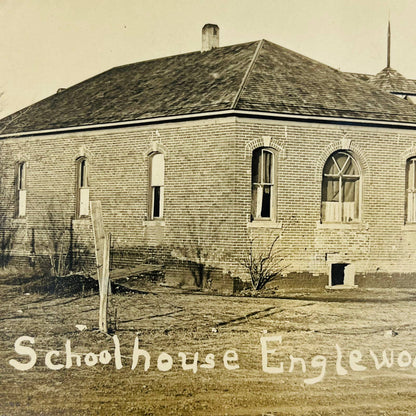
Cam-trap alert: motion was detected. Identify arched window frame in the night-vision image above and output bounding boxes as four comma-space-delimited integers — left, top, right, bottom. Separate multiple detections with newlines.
76, 157, 89, 217
148, 152, 165, 220
321, 151, 361, 223
251, 147, 276, 221
406, 157, 416, 223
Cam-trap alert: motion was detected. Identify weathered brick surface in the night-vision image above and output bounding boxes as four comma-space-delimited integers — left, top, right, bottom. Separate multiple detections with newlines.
2, 116, 416, 288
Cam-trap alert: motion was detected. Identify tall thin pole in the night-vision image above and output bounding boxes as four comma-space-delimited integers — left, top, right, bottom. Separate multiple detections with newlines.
387, 21, 391, 68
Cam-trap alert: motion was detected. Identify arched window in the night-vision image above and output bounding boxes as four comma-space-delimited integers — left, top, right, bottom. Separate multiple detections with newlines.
406, 157, 416, 223
251, 148, 275, 220
76, 157, 89, 217
149, 153, 164, 219
16, 161, 27, 218
321, 151, 360, 223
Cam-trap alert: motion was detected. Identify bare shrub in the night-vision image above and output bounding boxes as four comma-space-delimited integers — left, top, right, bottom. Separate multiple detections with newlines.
37, 208, 90, 277
241, 233, 288, 290
0, 162, 17, 268
171, 205, 226, 289
0, 227, 14, 268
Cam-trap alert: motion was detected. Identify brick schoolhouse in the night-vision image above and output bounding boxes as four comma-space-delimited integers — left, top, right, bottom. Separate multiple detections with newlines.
2, 24, 416, 291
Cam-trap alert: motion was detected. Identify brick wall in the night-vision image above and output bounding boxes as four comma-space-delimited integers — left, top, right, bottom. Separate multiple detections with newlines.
232, 118, 416, 287
2, 116, 416, 288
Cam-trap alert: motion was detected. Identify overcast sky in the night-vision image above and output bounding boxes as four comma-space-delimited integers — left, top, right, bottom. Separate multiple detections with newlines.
1, 0, 415, 117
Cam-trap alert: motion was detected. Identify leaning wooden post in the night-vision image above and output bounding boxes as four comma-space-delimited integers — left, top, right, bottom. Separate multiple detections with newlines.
90, 201, 110, 333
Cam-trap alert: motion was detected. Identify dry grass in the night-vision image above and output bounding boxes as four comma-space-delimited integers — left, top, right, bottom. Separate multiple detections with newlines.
2, 273, 416, 415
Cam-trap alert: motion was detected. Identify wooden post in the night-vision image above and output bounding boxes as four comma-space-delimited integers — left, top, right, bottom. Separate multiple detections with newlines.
107, 232, 112, 296
99, 233, 110, 333
90, 202, 105, 281
90, 201, 110, 333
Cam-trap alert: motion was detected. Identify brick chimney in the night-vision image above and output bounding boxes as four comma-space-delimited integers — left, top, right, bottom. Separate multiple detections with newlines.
202, 24, 219, 52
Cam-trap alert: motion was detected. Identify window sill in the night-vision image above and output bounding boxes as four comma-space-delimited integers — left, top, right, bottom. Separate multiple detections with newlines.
317, 221, 368, 230
143, 220, 165, 227
325, 284, 358, 290
12, 218, 27, 224
72, 217, 90, 225
403, 223, 416, 231
247, 220, 282, 229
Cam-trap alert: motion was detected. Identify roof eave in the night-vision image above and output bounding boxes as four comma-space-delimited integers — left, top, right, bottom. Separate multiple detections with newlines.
1, 109, 416, 139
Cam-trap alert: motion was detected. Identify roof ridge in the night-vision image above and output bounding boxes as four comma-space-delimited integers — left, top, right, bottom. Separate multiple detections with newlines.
112, 40, 260, 72
230, 39, 264, 109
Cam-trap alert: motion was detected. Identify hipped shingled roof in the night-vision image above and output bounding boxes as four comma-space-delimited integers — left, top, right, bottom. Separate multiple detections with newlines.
368, 66, 416, 95
2, 39, 416, 135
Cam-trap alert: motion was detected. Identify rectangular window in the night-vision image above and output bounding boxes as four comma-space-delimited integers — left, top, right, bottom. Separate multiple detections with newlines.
77, 158, 89, 217
150, 153, 164, 219
16, 162, 26, 218
251, 148, 274, 220
152, 186, 162, 218
406, 158, 416, 223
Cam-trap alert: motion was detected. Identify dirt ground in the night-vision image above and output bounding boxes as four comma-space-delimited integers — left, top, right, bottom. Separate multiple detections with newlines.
2, 274, 416, 415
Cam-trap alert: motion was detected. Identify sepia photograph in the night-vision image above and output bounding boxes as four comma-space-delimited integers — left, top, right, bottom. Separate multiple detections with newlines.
2, 0, 416, 414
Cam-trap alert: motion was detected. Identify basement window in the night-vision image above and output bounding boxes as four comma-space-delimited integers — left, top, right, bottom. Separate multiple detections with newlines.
149, 152, 164, 219
331, 263, 347, 286
76, 157, 89, 217
329, 263, 356, 287
16, 162, 26, 218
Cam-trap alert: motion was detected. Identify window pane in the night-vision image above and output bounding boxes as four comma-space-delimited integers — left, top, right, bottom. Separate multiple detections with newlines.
408, 192, 416, 223
261, 185, 271, 218
324, 158, 338, 175
79, 159, 86, 188
334, 153, 348, 172
252, 149, 261, 184
153, 186, 161, 218
151, 153, 164, 186
18, 190, 26, 217
79, 188, 90, 216
19, 163, 26, 190
251, 185, 259, 219
343, 202, 356, 222
322, 201, 341, 222
413, 160, 416, 191
263, 151, 272, 183
342, 178, 357, 202
408, 159, 416, 191
322, 177, 339, 202
343, 157, 358, 175
406, 159, 416, 223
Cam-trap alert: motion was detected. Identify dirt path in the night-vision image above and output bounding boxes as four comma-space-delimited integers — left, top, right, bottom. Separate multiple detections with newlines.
2, 280, 416, 415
